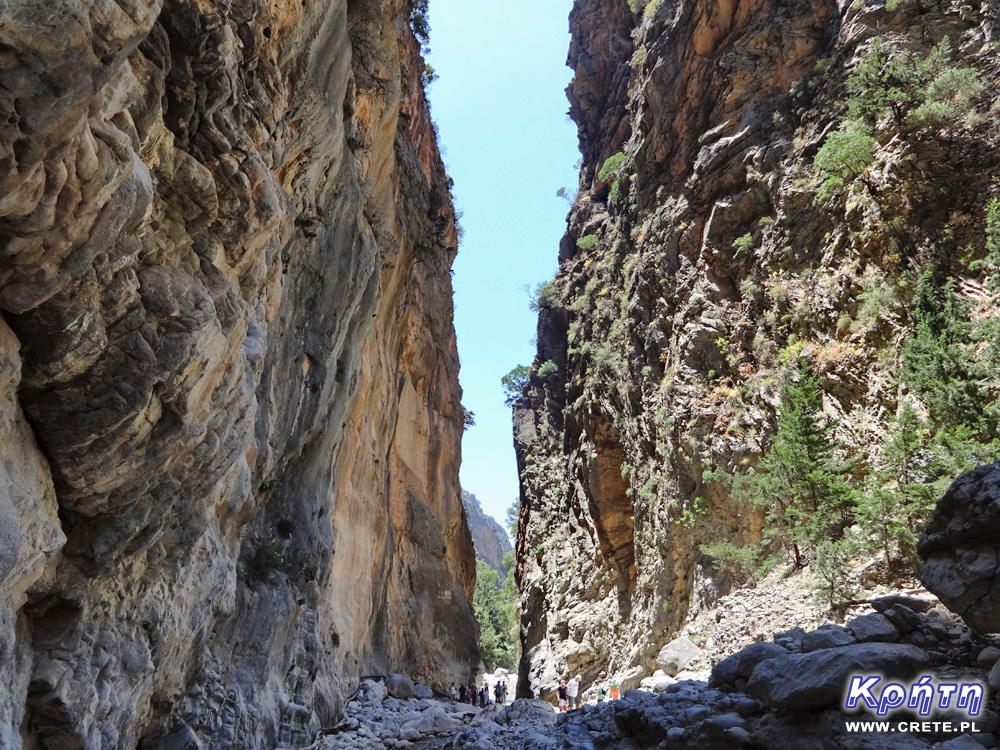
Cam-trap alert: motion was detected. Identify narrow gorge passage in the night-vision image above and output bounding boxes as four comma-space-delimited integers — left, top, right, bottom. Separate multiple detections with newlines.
3, 0, 1000, 749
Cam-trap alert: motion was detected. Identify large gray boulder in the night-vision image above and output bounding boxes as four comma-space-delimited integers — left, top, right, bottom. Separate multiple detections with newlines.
918, 462, 1000, 633
846, 613, 898, 643
735, 642, 788, 679
801, 625, 856, 652
655, 637, 702, 676
412, 683, 434, 699
746, 643, 931, 711
387, 673, 415, 700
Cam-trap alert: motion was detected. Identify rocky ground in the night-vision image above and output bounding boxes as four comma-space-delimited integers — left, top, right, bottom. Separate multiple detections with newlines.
316, 589, 1000, 749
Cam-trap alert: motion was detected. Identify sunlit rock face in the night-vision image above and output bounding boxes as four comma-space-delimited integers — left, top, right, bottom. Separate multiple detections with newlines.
463, 490, 513, 576
514, 0, 1000, 700
0, 0, 478, 747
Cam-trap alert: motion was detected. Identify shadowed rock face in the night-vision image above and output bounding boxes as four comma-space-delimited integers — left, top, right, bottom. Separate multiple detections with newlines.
0, 0, 478, 747
919, 462, 1000, 634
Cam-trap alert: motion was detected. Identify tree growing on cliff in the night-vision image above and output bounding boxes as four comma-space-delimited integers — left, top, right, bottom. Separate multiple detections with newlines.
902, 273, 992, 436
473, 558, 517, 671
501, 365, 530, 407
733, 361, 854, 567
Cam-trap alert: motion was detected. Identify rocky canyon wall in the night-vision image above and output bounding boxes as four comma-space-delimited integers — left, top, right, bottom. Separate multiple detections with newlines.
515, 0, 1000, 699
0, 0, 479, 748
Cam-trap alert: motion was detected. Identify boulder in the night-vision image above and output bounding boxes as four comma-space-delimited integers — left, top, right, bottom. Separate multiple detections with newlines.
387, 674, 414, 700
655, 637, 702, 676
494, 699, 557, 727
640, 671, 676, 692
988, 660, 1000, 692
918, 462, 1000, 633
846, 613, 899, 643
708, 653, 740, 689
358, 679, 387, 704
882, 605, 922, 634
977, 646, 1000, 669
801, 625, 856, 653
746, 643, 931, 711
412, 683, 433, 699
870, 595, 935, 614
735, 642, 788, 679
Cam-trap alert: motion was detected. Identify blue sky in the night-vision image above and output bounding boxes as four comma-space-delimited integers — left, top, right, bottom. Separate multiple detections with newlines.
425, 0, 578, 533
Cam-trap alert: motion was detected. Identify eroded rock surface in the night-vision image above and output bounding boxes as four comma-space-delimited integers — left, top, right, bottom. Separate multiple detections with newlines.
513, 0, 1000, 702
0, 0, 478, 747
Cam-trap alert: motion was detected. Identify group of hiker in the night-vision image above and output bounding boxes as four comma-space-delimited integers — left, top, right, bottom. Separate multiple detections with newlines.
448, 675, 618, 712
556, 675, 618, 712
449, 680, 509, 708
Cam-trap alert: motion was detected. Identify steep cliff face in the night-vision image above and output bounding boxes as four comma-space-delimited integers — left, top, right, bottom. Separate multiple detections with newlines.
515, 0, 1000, 698
0, 1, 478, 748
462, 491, 513, 576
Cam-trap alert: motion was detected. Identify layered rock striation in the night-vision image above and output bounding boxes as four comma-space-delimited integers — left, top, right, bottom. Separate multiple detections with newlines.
514, 0, 1000, 699
0, 0, 478, 747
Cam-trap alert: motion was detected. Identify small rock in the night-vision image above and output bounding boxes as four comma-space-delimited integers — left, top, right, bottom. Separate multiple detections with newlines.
727, 726, 752, 744
708, 713, 745, 730
734, 697, 762, 717
988, 660, 1000, 691
939, 736, 989, 750
926, 620, 950, 640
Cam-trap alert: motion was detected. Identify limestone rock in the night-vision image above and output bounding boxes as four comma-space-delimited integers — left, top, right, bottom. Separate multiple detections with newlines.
746, 644, 932, 711
871, 595, 935, 614
413, 683, 434, 700
0, 0, 478, 746
462, 491, 512, 576
388, 674, 416, 700
655, 637, 702, 676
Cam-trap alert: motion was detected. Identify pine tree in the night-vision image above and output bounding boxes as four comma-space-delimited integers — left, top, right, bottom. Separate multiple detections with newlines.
734, 360, 854, 566
902, 273, 990, 436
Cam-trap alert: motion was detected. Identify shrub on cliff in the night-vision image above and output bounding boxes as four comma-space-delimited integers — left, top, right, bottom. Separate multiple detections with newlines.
813, 127, 876, 198
598, 152, 627, 184
846, 36, 981, 131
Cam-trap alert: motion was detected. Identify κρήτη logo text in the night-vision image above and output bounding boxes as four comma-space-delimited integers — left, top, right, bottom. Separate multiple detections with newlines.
844, 674, 986, 718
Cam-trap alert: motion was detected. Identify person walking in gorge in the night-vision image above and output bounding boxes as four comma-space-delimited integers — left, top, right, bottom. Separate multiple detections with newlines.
567, 674, 582, 710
